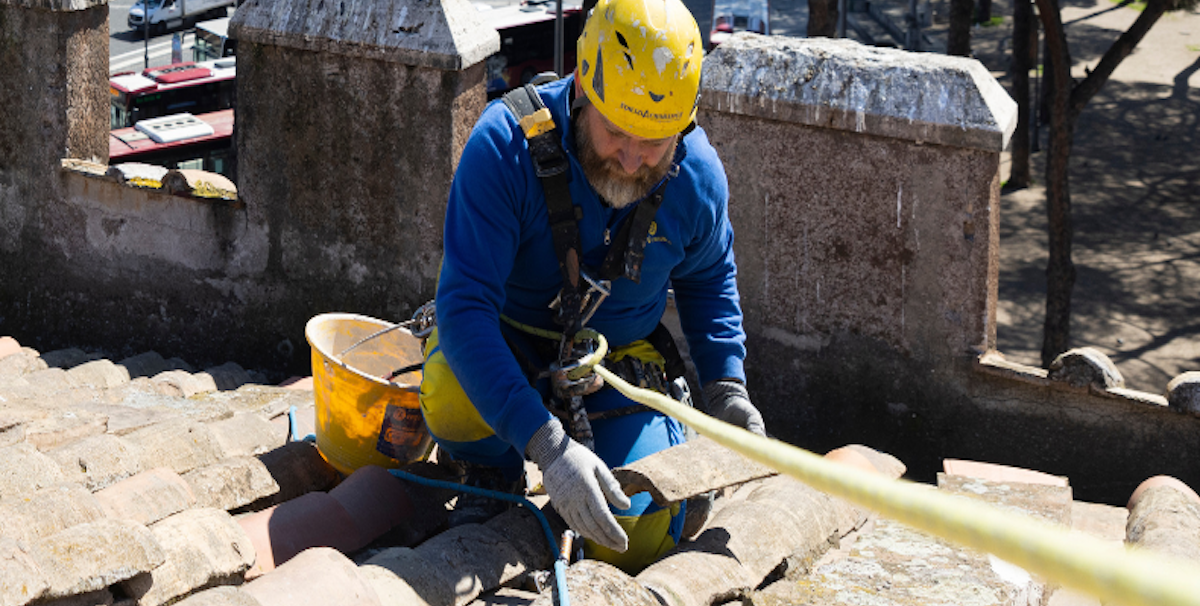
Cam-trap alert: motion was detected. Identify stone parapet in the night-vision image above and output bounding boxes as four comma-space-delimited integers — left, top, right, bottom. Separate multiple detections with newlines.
229, 0, 499, 70
701, 34, 1017, 152
0, 0, 106, 12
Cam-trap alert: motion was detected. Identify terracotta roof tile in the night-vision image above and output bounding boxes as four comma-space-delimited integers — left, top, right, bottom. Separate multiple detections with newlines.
183, 456, 280, 511
0, 336, 20, 360
235, 492, 360, 579
0, 483, 107, 544
0, 536, 50, 606
93, 468, 198, 526
241, 547, 382, 606
0, 442, 72, 497
208, 413, 286, 458
124, 419, 224, 475
47, 433, 146, 491
29, 518, 165, 600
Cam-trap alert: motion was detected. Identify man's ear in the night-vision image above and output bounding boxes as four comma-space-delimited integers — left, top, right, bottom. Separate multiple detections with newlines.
573, 70, 582, 95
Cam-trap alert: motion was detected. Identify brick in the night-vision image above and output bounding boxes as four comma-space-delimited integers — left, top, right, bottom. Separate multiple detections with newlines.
0, 483, 107, 544
0, 336, 20, 360
0, 536, 50, 606
30, 518, 165, 599
118, 351, 171, 380
203, 363, 253, 392
151, 370, 218, 398
236, 492, 359, 579
172, 587, 262, 606
329, 465, 415, 552
208, 413, 286, 459
360, 547, 455, 606
119, 508, 256, 606
183, 457, 280, 511
93, 468, 197, 526
0, 442, 70, 498
241, 547, 382, 606
67, 360, 132, 390
251, 442, 339, 508
47, 434, 145, 491
25, 409, 109, 451
125, 419, 224, 475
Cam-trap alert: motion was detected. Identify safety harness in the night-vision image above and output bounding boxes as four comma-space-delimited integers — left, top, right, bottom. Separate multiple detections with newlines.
501, 79, 689, 446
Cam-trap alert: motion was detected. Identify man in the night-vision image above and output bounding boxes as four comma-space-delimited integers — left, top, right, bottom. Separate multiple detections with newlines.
420, 0, 765, 573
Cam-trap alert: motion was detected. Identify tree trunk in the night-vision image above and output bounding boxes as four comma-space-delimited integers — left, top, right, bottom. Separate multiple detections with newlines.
947, 0, 974, 55
1035, 0, 1074, 368
1008, 0, 1033, 188
977, 0, 993, 22
808, 0, 839, 36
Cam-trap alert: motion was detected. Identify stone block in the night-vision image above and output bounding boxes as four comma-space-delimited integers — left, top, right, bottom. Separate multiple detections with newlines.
119, 508, 256, 606
208, 413, 286, 458
1166, 371, 1200, 415
0, 483, 107, 544
124, 419, 225, 475
25, 409, 109, 451
47, 434, 145, 491
118, 352, 172, 379
172, 586, 263, 606
361, 548, 454, 606
0, 536, 50, 606
1047, 347, 1124, 390
184, 457, 280, 511
0, 442, 71, 497
701, 36, 1016, 152
203, 362, 254, 392
29, 519, 166, 599
236, 492, 359, 578
93, 468, 197, 526
152, 370, 219, 398
241, 547, 382, 606
251, 442, 340, 508
67, 360, 132, 390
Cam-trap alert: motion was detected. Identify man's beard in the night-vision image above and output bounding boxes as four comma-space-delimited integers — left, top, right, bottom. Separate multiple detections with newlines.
574, 114, 678, 209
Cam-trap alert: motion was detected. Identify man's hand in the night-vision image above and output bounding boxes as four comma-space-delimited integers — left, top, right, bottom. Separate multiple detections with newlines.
703, 380, 767, 437
526, 419, 631, 552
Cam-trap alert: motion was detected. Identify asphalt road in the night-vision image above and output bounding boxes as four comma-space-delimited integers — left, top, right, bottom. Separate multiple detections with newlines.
107, 1, 227, 73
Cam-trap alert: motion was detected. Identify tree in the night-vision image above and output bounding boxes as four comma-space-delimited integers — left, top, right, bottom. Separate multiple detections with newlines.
1033, 0, 1197, 367
808, 0, 838, 37
947, 0, 975, 55
1007, 0, 1034, 188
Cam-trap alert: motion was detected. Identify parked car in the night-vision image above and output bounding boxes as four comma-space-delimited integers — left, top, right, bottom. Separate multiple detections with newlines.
708, 0, 769, 50
128, 0, 234, 36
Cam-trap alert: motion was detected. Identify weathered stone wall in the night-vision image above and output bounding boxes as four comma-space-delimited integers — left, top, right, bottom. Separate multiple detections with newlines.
0, 0, 496, 374
0, 0, 108, 256
701, 35, 1200, 504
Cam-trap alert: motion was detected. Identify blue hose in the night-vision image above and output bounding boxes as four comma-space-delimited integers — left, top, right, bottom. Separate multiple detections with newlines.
387, 468, 571, 606
286, 404, 571, 604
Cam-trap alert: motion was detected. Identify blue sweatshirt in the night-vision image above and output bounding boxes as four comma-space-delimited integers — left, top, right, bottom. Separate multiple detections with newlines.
436, 76, 746, 455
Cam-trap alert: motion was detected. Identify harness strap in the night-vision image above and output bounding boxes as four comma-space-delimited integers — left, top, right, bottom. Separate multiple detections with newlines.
598, 184, 667, 284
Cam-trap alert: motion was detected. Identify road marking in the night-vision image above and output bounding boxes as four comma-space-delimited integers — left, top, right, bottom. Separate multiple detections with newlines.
110, 34, 195, 73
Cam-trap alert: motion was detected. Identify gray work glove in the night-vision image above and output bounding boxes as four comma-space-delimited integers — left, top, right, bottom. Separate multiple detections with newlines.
526, 418, 631, 552
703, 380, 767, 437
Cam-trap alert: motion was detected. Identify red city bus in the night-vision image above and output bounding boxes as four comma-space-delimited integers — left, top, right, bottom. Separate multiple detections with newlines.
109, 57, 236, 129
478, 0, 584, 98
109, 109, 234, 178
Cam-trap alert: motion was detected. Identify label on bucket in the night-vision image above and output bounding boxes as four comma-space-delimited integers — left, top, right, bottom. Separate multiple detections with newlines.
376, 403, 426, 460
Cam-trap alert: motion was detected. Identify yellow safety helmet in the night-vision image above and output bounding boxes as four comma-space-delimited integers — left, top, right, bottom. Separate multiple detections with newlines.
576, 0, 704, 139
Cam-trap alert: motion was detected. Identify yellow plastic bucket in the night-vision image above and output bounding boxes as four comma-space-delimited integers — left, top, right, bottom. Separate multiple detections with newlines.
305, 313, 433, 475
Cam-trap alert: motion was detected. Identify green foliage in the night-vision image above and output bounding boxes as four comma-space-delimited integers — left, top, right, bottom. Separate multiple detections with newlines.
982, 15, 1006, 26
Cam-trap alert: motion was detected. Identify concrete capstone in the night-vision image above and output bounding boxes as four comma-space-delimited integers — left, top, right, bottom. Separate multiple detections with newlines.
1048, 347, 1124, 390
1166, 371, 1200, 414
700, 35, 1017, 152
229, 0, 500, 70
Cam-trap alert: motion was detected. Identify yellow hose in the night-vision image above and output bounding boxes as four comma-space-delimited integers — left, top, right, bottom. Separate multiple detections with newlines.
594, 365, 1200, 606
